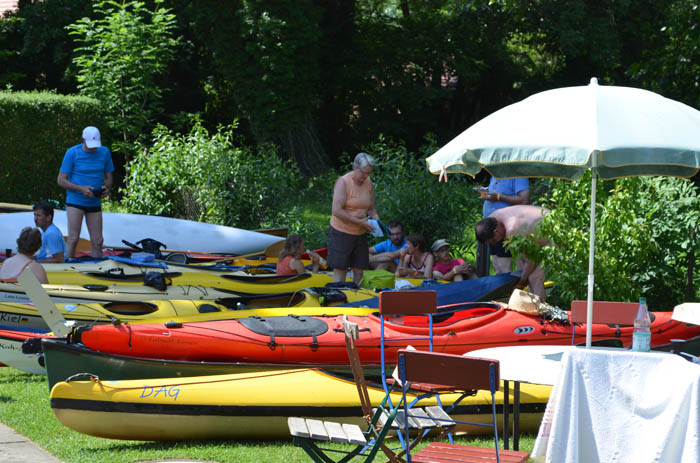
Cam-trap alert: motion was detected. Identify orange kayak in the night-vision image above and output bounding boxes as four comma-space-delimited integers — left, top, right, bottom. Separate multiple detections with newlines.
72, 302, 700, 365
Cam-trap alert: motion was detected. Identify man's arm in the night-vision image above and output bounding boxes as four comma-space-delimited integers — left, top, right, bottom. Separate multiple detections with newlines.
103, 172, 113, 189
494, 189, 529, 206
57, 172, 94, 197
516, 258, 535, 287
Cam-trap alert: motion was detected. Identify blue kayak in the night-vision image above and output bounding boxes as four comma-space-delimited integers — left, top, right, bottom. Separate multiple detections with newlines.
341, 272, 519, 308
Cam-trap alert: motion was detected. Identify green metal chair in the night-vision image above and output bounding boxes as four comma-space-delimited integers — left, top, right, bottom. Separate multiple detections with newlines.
288, 319, 406, 463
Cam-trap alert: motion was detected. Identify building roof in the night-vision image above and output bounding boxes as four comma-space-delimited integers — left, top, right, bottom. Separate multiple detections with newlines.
0, 0, 18, 15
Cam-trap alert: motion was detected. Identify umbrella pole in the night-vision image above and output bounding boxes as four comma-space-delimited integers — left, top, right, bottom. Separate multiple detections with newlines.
585, 167, 597, 347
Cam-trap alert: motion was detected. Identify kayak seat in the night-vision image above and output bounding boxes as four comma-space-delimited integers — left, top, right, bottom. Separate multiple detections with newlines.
221, 273, 311, 283
396, 303, 501, 327
102, 302, 158, 316
197, 304, 221, 313
216, 292, 307, 310
239, 316, 329, 338
163, 252, 188, 264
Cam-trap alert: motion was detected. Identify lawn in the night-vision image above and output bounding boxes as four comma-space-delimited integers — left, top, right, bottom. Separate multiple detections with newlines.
0, 366, 536, 462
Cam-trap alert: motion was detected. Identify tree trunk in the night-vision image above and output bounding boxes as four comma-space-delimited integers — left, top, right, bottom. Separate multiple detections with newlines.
685, 230, 696, 302
281, 116, 330, 176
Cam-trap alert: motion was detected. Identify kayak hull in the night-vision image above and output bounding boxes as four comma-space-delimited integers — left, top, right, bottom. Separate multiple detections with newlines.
0, 329, 47, 374
72, 302, 700, 365
1, 211, 283, 255
49, 368, 551, 441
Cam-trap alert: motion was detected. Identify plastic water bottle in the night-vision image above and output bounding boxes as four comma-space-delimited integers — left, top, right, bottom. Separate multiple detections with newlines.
632, 297, 651, 352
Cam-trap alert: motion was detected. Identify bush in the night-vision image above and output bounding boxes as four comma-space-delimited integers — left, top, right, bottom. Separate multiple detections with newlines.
121, 123, 301, 230
533, 174, 700, 308
0, 90, 107, 205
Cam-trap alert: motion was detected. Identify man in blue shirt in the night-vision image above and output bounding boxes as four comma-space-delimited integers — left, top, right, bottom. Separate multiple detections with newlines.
476, 176, 530, 274
32, 201, 66, 263
369, 219, 406, 272
57, 126, 114, 258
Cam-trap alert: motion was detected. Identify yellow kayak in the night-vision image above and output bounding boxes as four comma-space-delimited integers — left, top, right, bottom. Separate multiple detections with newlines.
50, 368, 551, 441
43, 259, 427, 294
0, 290, 379, 333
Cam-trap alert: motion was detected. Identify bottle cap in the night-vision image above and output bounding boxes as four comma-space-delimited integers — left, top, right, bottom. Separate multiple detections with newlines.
640, 297, 647, 303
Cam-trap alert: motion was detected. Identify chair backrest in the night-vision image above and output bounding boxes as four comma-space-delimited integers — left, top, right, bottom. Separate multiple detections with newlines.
570, 300, 639, 324
378, 290, 438, 394
570, 300, 639, 345
397, 349, 499, 392
378, 290, 437, 315
397, 350, 501, 461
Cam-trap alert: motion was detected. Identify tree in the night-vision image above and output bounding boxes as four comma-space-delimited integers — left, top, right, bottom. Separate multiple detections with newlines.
0, 0, 93, 92
67, 0, 180, 156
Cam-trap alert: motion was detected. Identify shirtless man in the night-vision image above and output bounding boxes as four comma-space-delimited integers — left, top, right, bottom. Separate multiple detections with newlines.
475, 205, 550, 301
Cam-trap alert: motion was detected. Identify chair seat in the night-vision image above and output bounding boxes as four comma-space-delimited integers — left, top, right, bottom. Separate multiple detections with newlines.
288, 417, 367, 446
374, 406, 456, 430
386, 377, 474, 394
412, 442, 530, 463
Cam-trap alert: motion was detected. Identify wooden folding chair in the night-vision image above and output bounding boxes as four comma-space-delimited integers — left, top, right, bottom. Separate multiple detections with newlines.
289, 316, 456, 463
397, 349, 530, 463
288, 316, 406, 463
570, 300, 639, 345
378, 290, 439, 389
378, 290, 463, 449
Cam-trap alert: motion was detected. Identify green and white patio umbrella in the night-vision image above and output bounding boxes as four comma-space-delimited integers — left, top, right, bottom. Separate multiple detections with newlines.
426, 78, 700, 347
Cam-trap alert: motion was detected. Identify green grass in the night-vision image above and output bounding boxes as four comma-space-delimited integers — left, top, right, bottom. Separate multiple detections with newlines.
0, 367, 536, 462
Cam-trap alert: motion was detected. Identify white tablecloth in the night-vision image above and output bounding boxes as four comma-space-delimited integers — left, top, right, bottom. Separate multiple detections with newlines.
533, 348, 700, 463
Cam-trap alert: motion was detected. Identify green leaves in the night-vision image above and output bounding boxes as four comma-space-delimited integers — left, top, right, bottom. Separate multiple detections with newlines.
121, 122, 300, 230
67, 0, 180, 156
536, 174, 700, 308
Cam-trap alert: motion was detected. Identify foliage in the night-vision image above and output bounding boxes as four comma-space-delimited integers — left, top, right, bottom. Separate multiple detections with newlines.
533, 173, 700, 308
363, 134, 482, 262
0, 0, 92, 92
191, 0, 328, 172
67, 0, 180, 156
0, 90, 106, 204
629, 0, 700, 109
122, 122, 301, 230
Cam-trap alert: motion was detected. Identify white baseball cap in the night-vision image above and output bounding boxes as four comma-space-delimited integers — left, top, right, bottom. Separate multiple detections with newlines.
82, 126, 102, 148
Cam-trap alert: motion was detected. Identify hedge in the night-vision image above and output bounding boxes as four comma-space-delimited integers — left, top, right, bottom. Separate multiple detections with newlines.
0, 90, 109, 205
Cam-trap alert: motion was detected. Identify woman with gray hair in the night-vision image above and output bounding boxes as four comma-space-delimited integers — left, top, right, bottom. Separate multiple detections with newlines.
327, 152, 381, 285
0, 227, 49, 283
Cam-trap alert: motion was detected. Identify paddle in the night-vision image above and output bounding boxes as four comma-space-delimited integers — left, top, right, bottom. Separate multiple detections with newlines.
17, 268, 72, 337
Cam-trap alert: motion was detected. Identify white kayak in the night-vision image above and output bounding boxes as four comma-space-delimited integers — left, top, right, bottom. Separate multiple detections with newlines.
0, 211, 283, 255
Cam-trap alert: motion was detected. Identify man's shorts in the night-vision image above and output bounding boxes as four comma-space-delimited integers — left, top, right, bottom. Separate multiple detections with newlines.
489, 239, 511, 258
66, 203, 102, 213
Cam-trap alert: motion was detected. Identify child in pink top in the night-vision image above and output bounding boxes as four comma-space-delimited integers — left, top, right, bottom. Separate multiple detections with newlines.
431, 239, 477, 281
276, 234, 322, 275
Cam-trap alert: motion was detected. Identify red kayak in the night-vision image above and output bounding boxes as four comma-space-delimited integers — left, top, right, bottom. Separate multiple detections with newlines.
72, 302, 700, 365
